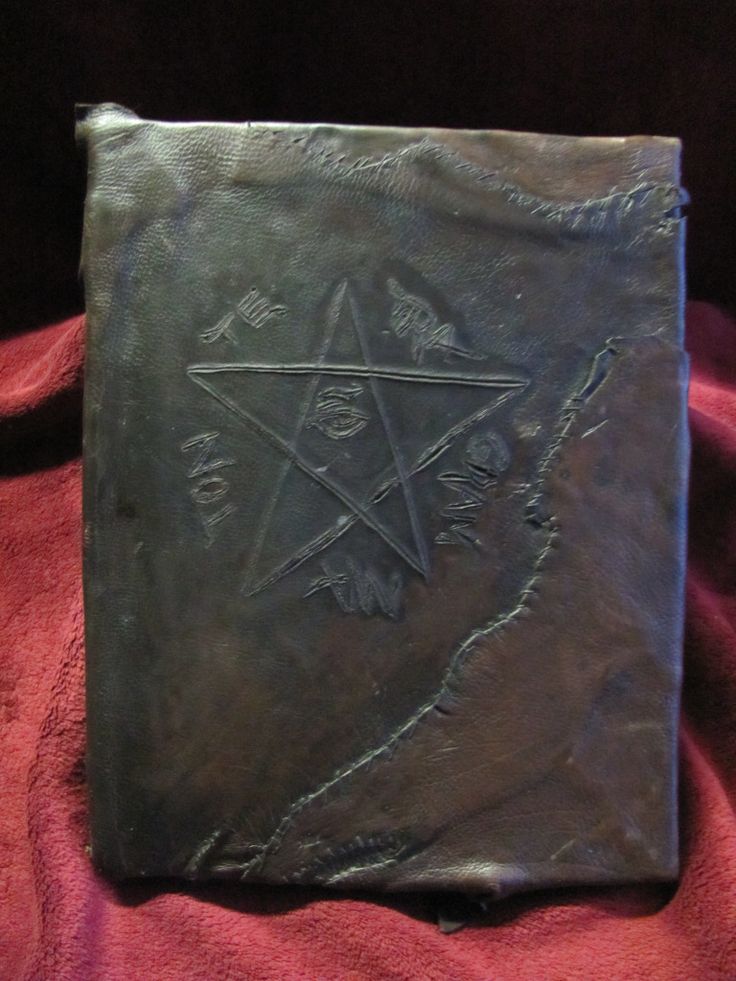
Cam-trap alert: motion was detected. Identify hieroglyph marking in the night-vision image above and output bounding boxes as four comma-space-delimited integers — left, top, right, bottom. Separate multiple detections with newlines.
435, 431, 510, 548
237, 287, 287, 329
305, 558, 403, 620
387, 278, 479, 364
181, 432, 236, 545
307, 384, 369, 439
200, 287, 287, 344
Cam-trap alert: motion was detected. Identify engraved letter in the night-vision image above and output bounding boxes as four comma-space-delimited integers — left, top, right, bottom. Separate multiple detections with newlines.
181, 432, 234, 478
191, 476, 230, 506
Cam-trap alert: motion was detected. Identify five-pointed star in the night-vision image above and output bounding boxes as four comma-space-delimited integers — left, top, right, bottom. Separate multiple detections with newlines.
188, 281, 526, 596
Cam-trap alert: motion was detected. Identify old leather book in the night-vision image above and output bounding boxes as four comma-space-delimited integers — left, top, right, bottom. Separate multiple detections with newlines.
78, 104, 688, 896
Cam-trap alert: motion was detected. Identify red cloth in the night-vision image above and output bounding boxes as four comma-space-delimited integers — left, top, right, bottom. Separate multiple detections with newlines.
2, 303, 735, 980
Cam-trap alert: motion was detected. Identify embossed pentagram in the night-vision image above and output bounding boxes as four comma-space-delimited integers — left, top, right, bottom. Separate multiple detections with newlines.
188, 280, 527, 596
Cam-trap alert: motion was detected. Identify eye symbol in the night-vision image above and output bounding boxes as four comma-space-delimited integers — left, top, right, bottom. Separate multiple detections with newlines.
308, 385, 369, 440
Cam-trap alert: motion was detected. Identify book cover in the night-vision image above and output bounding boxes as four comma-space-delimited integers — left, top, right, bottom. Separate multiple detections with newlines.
78, 105, 687, 895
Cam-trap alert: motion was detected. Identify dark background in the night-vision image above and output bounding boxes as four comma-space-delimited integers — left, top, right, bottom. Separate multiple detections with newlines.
1, 0, 734, 337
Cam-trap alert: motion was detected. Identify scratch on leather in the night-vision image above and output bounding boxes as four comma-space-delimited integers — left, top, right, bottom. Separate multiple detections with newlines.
223, 340, 620, 882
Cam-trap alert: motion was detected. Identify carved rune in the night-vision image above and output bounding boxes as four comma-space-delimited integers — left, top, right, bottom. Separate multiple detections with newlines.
180, 431, 236, 544
307, 384, 369, 439
305, 558, 403, 619
435, 431, 510, 549
387, 278, 478, 364
200, 286, 287, 344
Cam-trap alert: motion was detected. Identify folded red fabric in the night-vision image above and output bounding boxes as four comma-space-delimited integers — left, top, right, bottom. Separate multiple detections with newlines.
1, 303, 735, 980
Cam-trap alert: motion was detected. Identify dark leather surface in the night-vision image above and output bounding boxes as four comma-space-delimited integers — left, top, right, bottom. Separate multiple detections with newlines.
78, 104, 688, 895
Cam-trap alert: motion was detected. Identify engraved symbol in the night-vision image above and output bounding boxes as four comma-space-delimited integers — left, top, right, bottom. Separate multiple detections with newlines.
305, 558, 403, 620
200, 286, 287, 344
237, 287, 287, 330
307, 384, 369, 440
188, 278, 528, 604
181, 432, 236, 544
201, 312, 238, 345
387, 278, 479, 364
435, 431, 510, 549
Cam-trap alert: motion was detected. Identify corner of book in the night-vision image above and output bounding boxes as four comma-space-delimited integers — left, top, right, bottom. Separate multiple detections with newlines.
89, 838, 130, 881
74, 102, 139, 148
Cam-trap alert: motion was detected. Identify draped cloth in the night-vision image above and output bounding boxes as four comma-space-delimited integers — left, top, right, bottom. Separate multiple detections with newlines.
2, 302, 735, 979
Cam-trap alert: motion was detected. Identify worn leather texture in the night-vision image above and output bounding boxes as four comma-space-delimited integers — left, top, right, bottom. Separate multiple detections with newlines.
78, 105, 688, 895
